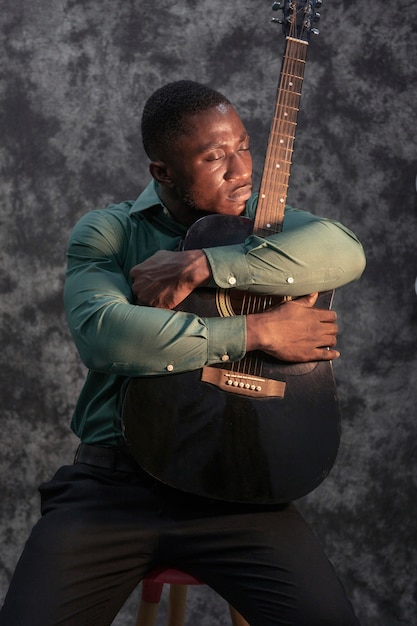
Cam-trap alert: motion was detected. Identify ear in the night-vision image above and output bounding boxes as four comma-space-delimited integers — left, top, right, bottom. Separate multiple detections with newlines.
149, 161, 175, 188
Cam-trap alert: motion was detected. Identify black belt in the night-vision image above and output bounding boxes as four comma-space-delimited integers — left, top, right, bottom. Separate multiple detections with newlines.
73, 445, 284, 512
74, 443, 141, 473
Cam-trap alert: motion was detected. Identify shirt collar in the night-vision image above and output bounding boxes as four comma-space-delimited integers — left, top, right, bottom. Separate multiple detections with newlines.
129, 180, 163, 215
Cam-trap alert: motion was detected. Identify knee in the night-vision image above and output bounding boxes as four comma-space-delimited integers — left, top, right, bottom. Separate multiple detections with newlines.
296, 594, 360, 626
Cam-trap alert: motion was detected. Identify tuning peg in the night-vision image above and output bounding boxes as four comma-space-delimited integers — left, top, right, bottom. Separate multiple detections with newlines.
313, 12, 320, 22
311, 27, 320, 35
272, 1, 282, 9
315, 0, 323, 7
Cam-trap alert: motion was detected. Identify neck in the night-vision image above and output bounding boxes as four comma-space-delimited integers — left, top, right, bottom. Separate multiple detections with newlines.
157, 185, 205, 227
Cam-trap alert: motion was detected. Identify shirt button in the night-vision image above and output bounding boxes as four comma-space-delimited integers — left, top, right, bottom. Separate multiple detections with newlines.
228, 276, 237, 286
221, 354, 229, 362
166, 364, 174, 372
286, 276, 294, 284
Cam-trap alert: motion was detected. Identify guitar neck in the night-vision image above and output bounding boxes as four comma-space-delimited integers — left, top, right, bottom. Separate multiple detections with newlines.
254, 37, 309, 237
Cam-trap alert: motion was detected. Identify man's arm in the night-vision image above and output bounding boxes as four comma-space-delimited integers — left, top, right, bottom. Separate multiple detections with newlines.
131, 207, 365, 307
130, 252, 340, 363
66, 205, 362, 375
130, 207, 364, 363
204, 208, 366, 297
64, 211, 246, 376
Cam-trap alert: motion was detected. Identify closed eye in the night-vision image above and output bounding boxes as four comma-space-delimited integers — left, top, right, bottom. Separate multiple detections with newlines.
205, 151, 225, 161
239, 137, 250, 152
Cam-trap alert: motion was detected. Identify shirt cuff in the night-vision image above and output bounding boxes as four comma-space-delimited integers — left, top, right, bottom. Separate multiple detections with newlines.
204, 315, 247, 365
203, 244, 252, 290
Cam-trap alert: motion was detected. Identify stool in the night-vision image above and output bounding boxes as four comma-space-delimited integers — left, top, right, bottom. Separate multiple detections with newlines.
135, 567, 249, 626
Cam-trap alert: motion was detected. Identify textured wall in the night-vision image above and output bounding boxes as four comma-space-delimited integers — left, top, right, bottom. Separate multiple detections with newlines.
1, 1, 416, 624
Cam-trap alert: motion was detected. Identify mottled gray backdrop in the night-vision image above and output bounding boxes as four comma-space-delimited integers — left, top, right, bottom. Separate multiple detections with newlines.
1, 0, 416, 624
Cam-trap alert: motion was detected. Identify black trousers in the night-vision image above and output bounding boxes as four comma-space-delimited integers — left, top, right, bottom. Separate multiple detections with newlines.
0, 447, 360, 626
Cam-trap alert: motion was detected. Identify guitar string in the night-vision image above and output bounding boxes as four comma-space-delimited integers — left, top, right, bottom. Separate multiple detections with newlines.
233, 40, 299, 376
231, 39, 307, 381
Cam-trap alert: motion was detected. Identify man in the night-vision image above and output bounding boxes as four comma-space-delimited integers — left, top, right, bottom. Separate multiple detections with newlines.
0, 80, 365, 625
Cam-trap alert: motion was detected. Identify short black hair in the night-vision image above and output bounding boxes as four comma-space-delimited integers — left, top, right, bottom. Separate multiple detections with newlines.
141, 80, 231, 160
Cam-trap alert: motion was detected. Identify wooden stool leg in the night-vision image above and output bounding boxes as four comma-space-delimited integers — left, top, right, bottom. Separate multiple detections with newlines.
229, 603, 251, 626
136, 570, 249, 626
135, 598, 160, 626
136, 580, 163, 626
167, 584, 188, 626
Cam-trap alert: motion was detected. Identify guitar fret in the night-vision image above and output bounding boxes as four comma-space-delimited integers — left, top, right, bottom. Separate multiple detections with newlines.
277, 92, 302, 100
274, 122, 297, 128
260, 179, 289, 187
262, 164, 292, 173
275, 106, 299, 116
281, 75, 304, 85
283, 55, 306, 64
281, 71, 304, 78
270, 134, 296, 142
279, 80, 302, 88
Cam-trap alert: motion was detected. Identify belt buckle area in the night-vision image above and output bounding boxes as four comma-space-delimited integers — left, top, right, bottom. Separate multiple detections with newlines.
73, 444, 82, 464
74, 443, 118, 471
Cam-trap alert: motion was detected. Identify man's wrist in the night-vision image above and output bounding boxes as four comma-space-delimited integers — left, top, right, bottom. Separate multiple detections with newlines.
188, 250, 212, 287
245, 314, 262, 353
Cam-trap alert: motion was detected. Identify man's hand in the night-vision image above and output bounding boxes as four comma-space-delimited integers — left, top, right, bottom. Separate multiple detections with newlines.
130, 250, 211, 309
246, 293, 340, 362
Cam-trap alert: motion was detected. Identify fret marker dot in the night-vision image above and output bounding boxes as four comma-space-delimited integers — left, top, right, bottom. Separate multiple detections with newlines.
262, 193, 266, 198
276, 163, 280, 168
266, 223, 271, 228
280, 198, 284, 203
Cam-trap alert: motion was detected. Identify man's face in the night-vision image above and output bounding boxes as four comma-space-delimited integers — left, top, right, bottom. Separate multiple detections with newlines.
164, 104, 253, 222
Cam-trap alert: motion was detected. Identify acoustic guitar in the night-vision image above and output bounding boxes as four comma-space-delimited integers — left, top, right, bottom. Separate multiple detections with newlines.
122, 0, 340, 504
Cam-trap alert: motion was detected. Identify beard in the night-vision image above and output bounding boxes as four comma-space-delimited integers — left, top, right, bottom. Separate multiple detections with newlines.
181, 189, 205, 214
178, 188, 214, 221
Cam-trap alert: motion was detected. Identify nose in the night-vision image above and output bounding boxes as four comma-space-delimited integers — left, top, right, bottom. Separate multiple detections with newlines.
225, 151, 252, 182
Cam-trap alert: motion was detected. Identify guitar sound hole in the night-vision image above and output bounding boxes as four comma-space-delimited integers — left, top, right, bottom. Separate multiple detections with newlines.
217, 290, 285, 318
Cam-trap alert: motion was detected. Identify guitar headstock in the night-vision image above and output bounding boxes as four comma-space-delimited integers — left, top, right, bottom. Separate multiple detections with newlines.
271, 0, 322, 41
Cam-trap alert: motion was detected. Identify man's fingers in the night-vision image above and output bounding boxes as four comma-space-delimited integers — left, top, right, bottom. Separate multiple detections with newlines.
295, 292, 319, 307
317, 348, 340, 360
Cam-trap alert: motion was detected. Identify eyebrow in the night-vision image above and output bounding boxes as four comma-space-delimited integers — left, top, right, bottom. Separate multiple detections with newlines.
199, 131, 249, 153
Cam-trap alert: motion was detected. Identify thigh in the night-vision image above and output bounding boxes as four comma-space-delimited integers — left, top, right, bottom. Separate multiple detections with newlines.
0, 464, 161, 626
163, 502, 359, 626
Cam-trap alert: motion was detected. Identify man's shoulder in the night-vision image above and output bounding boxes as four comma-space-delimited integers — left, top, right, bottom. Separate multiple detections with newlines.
68, 201, 137, 250
74, 200, 134, 228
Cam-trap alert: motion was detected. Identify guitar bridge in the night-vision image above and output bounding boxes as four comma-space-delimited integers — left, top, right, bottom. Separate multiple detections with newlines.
201, 366, 286, 398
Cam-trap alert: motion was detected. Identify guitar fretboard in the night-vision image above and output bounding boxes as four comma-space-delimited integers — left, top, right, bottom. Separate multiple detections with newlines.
254, 37, 309, 237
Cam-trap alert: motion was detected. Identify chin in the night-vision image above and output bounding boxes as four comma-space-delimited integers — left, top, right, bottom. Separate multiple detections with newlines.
186, 200, 245, 221
224, 201, 247, 216
207, 207, 245, 218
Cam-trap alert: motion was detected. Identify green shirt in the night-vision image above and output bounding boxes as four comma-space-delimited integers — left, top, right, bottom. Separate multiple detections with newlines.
64, 181, 365, 445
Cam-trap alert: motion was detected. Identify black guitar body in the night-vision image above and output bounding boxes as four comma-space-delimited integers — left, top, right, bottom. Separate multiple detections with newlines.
123, 2, 341, 504
122, 214, 341, 505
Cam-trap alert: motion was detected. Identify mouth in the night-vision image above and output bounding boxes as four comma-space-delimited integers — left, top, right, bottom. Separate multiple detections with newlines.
228, 182, 253, 202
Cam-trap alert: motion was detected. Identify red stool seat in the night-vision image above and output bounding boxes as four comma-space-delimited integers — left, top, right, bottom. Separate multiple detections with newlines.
141, 567, 203, 603
136, 567, 249, 626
